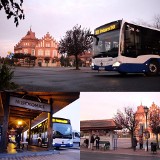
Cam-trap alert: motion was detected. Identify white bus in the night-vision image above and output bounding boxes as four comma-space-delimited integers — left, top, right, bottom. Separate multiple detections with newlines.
91, 20, 160, 76
30, 117, 73, 149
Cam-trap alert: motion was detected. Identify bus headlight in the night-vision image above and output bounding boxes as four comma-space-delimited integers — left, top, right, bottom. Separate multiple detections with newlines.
113, 61, 121, 67
91, 62, 94, 67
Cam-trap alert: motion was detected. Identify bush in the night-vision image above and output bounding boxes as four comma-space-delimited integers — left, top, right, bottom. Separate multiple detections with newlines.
0, 64, 18, 90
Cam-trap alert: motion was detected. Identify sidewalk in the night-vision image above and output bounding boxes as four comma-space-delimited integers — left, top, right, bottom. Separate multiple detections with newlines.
80, 147, 160, 157
0, 143, 80, 159
0, 143, 60, 159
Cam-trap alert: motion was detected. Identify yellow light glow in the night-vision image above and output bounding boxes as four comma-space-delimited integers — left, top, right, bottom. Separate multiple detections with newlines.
18, 121, 22, 125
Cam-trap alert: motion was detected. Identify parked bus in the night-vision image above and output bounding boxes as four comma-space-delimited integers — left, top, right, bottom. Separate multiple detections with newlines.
90, 20, 160, 76
30, 117, 73, 148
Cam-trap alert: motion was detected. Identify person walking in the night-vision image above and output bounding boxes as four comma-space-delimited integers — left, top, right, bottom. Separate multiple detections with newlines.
132, 136, 138, 151
90, 134, 95, 150
95, 135, 100, 150
139, 135, 143, 149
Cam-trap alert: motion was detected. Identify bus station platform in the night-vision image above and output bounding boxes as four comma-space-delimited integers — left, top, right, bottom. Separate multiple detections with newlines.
0, 143, 60, 159
0, 142, 80, 159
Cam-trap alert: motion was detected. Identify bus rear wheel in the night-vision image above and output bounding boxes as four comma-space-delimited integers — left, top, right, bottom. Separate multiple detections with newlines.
146, 61, 159, 76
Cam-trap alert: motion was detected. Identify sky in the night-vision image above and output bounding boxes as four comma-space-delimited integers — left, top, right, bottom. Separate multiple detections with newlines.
53, 98, 80, 132
80, 92, 160, 120
0, 0, 160, 57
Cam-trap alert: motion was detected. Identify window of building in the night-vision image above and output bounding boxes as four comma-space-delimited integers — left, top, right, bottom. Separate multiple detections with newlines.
45, 50, 50, 56
24, 49, 28, 54
32, 49, 35, 56
46, 43, 50, 47
53, 50, 57, 57
38, 49, 43, 56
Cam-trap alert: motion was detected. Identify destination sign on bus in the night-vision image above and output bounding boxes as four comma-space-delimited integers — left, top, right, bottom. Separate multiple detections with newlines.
52, 118, 69, 124
95, 21, 120, 35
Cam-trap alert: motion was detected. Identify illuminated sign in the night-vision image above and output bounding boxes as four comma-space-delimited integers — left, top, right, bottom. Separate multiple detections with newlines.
95, 25, 116, 35
9, 96, 50, 112
52, 118, 69, 124
38, 123, 42, 127
95, 21, 120, 35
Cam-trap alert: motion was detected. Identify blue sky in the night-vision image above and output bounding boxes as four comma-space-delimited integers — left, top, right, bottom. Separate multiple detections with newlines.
0, 0, 160, 57
80, 92, 160, 120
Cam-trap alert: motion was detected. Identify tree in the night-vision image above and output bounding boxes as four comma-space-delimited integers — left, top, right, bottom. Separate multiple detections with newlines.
30, 55, 37, 66
13, 53, 25, 66
153, 14, 160, 29
149, 107, 160, 148
44, 57, 50, 67
58, 25, 93, 70
133, 14, 160, 29
114, 107, 139, 148
0, 0, 25, 26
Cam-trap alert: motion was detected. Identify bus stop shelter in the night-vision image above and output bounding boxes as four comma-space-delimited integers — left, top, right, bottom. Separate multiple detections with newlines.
0, 91, 80, 153
80, 119, 122, 150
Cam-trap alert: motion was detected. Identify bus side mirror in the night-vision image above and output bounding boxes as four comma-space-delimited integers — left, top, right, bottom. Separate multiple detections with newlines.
86, 34, 99, 46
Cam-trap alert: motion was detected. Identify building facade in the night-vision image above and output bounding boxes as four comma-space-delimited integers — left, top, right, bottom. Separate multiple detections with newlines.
135, 102, 160, 139
14, 29, 60, 67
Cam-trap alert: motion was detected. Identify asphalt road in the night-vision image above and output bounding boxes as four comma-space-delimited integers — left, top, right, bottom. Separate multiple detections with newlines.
80, 151, 160, 160
12, 67, 160, 92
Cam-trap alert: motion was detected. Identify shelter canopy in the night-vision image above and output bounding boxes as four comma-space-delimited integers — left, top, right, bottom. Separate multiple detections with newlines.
81, 119, 122, 132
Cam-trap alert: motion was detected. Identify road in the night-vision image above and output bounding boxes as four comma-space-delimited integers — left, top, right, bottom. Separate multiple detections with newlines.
81, 151, 160, 160
12, 67, 160, 92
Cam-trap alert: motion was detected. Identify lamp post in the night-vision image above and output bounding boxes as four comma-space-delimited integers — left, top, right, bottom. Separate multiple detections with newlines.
144, 106, 149, 151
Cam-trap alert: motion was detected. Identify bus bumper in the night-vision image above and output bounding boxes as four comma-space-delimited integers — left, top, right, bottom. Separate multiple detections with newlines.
53, 143, 73, 148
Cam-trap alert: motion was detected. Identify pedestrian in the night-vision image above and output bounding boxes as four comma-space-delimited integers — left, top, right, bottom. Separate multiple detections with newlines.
139, 135, 143, 149
95, 135, 100, 150
132, 136, 138, 151
16, 134, 21, 149
90, 134, 95, 150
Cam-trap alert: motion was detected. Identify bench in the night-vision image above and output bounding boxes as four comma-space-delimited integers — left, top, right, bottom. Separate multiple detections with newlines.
20, 141, 28, 150
99, 141, 110, 150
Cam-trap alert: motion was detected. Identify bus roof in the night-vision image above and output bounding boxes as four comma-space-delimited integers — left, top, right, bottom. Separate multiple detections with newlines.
123, 19, 160, 32
95, 19, 160, 32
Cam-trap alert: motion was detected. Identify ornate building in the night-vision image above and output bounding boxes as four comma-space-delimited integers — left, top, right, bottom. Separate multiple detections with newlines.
135, 102, 160, 139
14, 28, 60, 67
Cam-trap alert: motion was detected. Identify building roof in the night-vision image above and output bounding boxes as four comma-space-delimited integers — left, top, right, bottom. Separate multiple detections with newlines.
80, 119, 122, 131
22, 28, 38, 40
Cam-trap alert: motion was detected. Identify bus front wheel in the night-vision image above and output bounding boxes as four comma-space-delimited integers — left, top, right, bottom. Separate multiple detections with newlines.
146, 61, 159, 76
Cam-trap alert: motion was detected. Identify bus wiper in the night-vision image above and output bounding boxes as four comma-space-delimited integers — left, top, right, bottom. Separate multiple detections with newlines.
86, 34, 99, 45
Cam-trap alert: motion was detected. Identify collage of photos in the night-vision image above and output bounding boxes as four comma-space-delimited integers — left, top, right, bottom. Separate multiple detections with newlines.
0, 0, 160, 160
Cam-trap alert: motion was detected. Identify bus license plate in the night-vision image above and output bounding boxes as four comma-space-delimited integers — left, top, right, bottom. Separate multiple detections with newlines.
99, 67, 105, 70
61, 145, 65, 146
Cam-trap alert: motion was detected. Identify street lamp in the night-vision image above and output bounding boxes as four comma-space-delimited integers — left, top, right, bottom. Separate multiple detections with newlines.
144, 106, 149, 151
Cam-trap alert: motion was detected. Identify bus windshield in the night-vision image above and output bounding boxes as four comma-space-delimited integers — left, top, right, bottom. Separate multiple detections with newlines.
53, 123, 72, 139
93, 29, 120, 58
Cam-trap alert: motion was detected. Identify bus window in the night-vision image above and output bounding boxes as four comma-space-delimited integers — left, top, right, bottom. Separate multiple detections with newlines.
123, 23, 141, 58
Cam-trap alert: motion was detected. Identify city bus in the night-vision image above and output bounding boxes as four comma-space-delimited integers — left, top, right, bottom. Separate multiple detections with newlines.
91, 20, 160, 76
30, 117, 73, 148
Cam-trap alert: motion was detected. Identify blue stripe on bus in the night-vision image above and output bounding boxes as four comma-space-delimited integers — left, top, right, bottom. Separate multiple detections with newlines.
93, 63, 147, 72
53, 143, 73, 147
92, 59, 160, 73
